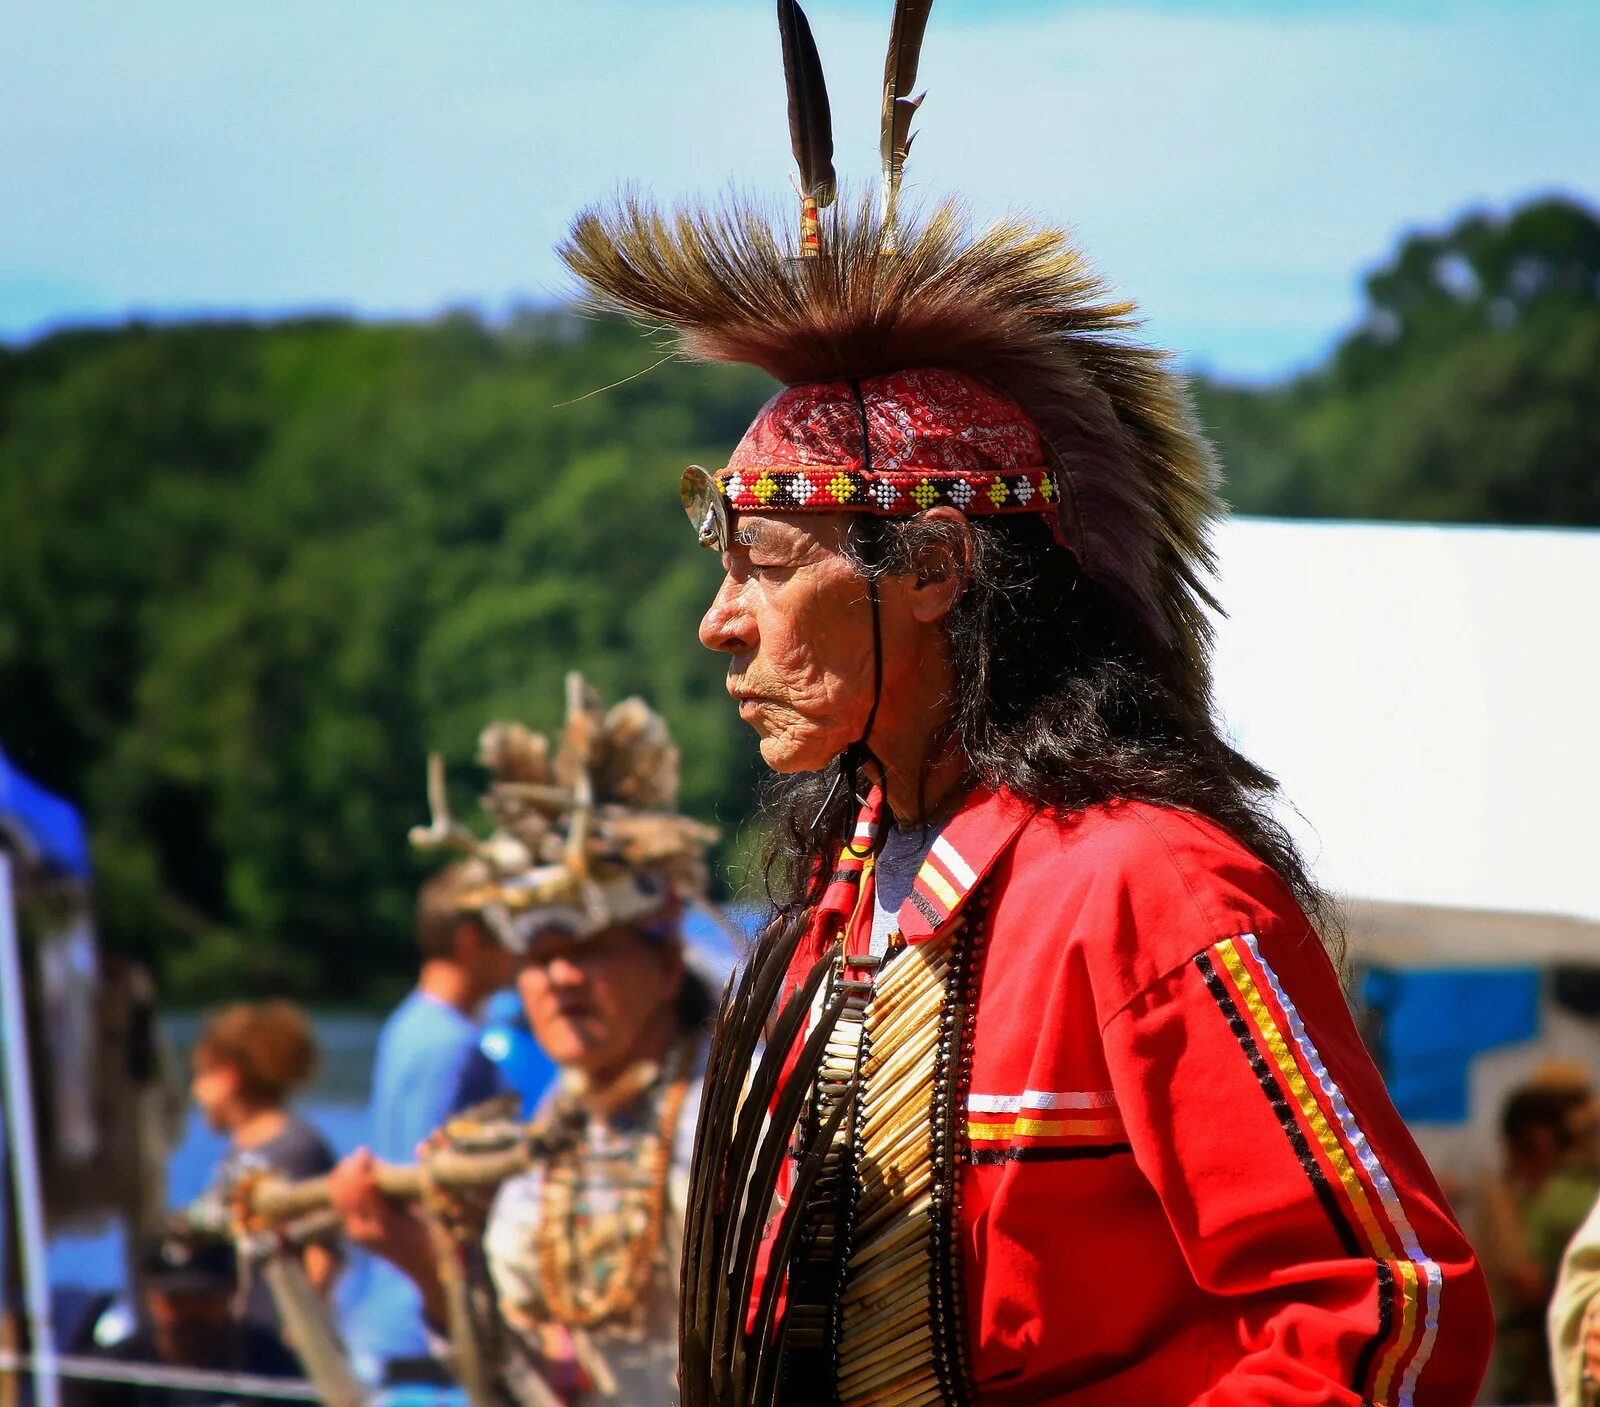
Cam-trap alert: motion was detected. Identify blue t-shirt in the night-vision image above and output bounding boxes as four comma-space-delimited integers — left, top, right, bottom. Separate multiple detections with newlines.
346, 990, 508, 1373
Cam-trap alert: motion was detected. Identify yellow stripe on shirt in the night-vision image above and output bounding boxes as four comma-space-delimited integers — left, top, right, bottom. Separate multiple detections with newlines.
966, 1116, 1127, 1142
1214, 938, 1395, 1261
916, 857, 961, 911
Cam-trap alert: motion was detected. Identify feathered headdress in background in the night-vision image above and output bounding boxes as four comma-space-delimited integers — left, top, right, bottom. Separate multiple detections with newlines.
561, 0, 1224, 709
408, 672, 718, 950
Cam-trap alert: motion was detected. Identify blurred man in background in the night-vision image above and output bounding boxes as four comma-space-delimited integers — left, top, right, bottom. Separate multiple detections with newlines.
1482, 1070, 1600, 1402
329, 685, 720, 1407
344, 859, 517, 1385
72, 1225, 301, 1407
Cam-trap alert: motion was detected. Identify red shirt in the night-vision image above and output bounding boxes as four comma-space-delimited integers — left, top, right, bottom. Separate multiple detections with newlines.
782, 787, 1492, 1406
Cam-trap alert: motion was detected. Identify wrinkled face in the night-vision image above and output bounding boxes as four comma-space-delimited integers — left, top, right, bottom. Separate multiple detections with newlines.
697, 514, 882, 773
515, 924, 683, 1078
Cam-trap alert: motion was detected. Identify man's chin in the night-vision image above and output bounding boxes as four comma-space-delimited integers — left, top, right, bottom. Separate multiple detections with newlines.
756, 733, 843, 774
534, 1015, 598, 1064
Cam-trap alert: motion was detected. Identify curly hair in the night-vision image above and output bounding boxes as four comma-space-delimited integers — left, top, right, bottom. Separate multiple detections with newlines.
758, 512, 1340, 963
194, 1000, 319, 1105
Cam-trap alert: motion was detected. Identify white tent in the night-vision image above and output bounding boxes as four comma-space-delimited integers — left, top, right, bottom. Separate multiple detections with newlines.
1210, 517, 1600, 942
1210, 517, 1600, 1163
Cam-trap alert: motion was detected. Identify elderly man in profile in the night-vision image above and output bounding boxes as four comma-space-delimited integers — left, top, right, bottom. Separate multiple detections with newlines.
562, 174, 1495, 1405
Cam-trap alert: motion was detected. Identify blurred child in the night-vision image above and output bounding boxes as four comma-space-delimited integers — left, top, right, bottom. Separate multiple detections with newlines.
189, 1001, 337, 1335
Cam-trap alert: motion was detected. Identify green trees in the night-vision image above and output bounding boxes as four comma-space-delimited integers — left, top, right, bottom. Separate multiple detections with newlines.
0, 314, 772, 1002
1198, 195, 1600, 524
2, 195, 1595, 1002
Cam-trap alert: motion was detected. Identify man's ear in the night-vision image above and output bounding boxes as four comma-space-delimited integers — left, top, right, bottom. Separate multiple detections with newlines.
908, 506, 973, 624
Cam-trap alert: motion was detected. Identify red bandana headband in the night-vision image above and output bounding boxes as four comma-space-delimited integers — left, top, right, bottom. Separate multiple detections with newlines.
680, 368, 1062, 550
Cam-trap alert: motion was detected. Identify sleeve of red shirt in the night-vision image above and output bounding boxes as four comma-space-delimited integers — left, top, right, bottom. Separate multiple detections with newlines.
1099, 909, 1492, 1406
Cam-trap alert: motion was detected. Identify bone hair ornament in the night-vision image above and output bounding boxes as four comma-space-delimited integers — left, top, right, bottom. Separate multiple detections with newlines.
407, 671, 718, 945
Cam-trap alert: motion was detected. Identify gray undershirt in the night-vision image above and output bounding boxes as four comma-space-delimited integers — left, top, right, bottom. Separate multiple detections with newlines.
869, 823, 942, 959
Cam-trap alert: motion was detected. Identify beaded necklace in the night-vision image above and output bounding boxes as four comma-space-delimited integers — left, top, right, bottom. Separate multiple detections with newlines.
533, 1037, 696, 1330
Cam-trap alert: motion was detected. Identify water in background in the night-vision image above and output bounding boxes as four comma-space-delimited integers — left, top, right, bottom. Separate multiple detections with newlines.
46, 1011, 465, 1405
48, 905, 749, 1294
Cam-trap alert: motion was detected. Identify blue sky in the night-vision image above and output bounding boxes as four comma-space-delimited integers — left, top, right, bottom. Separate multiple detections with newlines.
2, 0, 1594, 380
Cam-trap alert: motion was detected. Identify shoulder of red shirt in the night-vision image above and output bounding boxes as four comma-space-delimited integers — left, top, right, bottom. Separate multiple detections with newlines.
940, 789, 1322, 1018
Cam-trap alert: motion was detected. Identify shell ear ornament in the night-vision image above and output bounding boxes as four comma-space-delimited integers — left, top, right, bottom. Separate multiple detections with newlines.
681, 465, 730, 552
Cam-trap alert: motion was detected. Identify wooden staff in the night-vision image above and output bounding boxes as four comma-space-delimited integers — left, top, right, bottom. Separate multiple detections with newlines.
242, 1140, 551, 1225
226, 1059, 661, 1231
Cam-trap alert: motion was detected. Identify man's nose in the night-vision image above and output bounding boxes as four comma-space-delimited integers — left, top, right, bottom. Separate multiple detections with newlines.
699, 576, 753, 654
544, 953, 587, 986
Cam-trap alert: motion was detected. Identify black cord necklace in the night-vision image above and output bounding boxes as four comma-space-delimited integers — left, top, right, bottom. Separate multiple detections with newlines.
813, 378, 886, 858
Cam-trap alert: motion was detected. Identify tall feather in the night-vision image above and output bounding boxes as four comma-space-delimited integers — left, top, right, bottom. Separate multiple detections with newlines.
776, 0, 836, 209
880, 0, 933, 231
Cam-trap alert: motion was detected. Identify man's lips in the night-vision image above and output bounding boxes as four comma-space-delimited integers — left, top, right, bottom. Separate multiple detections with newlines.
728, 686, 783, 717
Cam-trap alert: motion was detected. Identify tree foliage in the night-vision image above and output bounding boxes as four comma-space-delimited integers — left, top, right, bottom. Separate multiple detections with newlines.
0, 313, 772, 1002
1, 195, 1595, 1003
1195, 195, 1600, 525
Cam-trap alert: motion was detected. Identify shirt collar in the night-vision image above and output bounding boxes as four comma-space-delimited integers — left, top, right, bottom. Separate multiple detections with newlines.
891, 785, 1035, 943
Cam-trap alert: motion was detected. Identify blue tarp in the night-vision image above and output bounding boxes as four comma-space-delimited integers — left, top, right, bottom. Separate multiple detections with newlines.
0, 748, 90, 879
1360, 966, 1543, 1123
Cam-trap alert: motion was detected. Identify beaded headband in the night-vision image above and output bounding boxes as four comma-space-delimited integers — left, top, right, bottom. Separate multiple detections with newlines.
681, 367, 1061, 553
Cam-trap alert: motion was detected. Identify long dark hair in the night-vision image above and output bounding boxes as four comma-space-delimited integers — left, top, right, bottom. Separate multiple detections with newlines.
759, 514, 1339, 961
